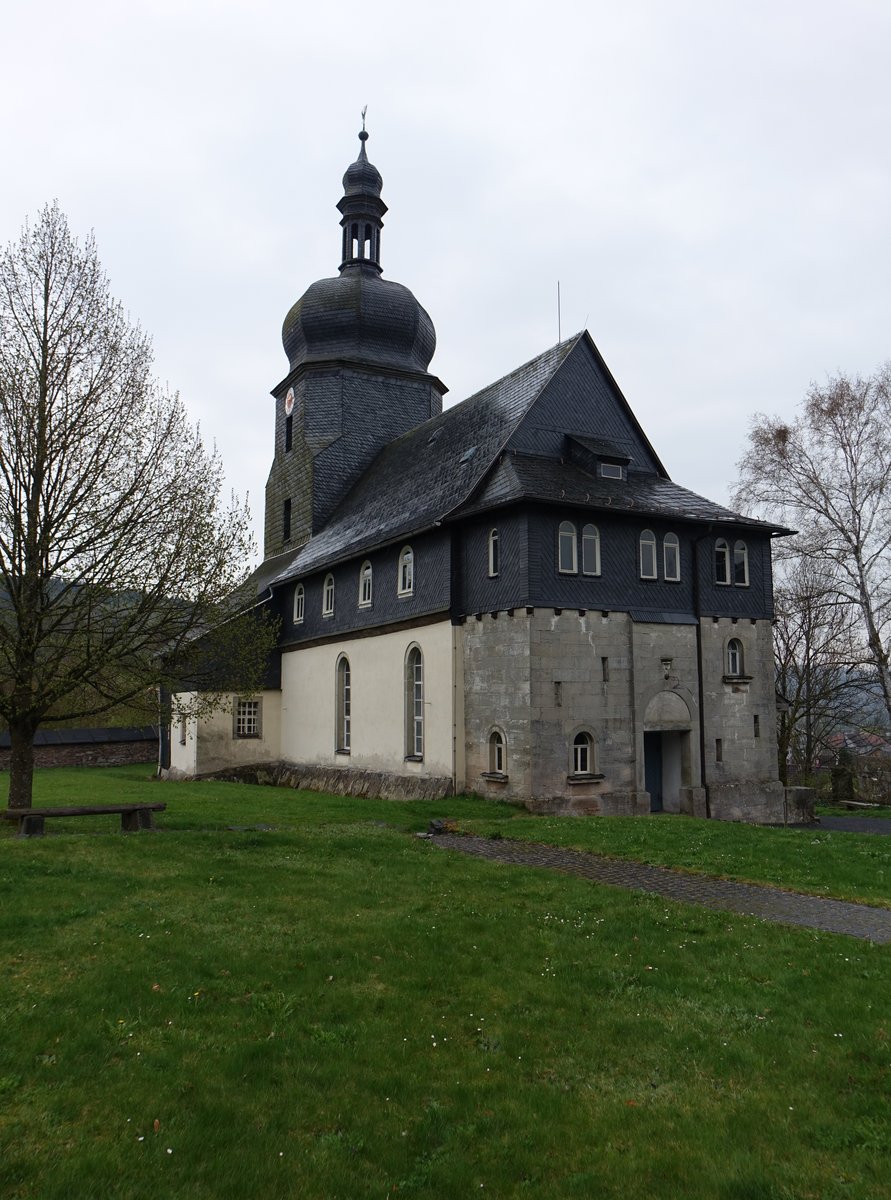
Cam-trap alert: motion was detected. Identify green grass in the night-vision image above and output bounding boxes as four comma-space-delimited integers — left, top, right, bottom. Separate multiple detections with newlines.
818, 802, 891, 819
0, 766, 889, 1198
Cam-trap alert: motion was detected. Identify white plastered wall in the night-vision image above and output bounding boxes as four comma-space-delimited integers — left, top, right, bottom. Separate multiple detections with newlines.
280, 619, 456, 779
167, 690, 282, 777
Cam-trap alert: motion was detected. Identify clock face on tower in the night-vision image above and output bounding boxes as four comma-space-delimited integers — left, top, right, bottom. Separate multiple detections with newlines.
284, 388, 295, 417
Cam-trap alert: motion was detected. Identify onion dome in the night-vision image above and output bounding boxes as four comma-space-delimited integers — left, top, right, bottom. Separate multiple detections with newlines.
282, 128, 437, 375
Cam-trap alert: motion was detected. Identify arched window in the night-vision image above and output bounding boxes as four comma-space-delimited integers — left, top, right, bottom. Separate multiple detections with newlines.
572, 731, 594, 775
733, 541, 749, 586
293, 583, 304, 624
558, 521, 577, 573
322, 573, 335, 616
405, 646, 424, 758
398, 546, 414, 596
488, 730, 506, 774
581, 524, 601, 576
663, 532, 680, 581
639, 530, 657, 579
359, 561, 373, 607
336, 655, 351, 751
727, 638, 744, 677
714, 538, 730, 585
488, 529, 500, 577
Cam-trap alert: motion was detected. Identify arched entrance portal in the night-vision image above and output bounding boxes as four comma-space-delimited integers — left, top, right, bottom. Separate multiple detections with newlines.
643, 692, 693, 813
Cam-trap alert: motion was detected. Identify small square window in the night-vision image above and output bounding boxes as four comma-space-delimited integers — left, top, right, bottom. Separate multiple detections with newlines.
234, 698, 261, 739
600, 463, 623, 480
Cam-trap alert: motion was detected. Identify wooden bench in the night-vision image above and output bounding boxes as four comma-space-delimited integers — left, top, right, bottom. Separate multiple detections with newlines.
1, 802, 167, 837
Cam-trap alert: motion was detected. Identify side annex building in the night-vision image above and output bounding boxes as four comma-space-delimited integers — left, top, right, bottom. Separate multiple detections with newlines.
164, 129, 798, 824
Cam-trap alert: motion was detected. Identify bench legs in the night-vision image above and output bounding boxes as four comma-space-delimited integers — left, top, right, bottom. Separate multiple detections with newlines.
17, 814, 45, 837
121, 810, 155, 832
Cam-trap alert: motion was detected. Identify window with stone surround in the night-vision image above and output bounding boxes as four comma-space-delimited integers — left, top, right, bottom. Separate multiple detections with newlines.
405, 645, 424, 758
488, 730, 506, 774
572, 730, 595, 775
726, 638, 744, 677
336, 655, 351, 752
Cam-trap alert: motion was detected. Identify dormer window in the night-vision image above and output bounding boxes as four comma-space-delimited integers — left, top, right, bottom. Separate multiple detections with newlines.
600, 462, 623, 480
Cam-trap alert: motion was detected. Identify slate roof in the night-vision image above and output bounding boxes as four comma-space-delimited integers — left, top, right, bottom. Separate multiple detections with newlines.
459, 451, 782, 530
271, 336, 580, 584
268, 330, 784, 588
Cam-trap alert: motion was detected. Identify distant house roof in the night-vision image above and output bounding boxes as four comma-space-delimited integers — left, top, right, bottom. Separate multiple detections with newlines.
0, 726, 158, 749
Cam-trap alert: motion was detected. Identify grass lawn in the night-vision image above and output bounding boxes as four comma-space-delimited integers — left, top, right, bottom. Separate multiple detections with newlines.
0, 765, 889, 1199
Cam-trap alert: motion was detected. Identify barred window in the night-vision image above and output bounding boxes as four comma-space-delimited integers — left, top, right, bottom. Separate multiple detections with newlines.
234, 698, 261, 739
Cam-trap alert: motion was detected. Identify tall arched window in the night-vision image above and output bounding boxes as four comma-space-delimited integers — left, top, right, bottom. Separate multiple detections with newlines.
581, 524, 601, 576
293, 583, 304, 624
488, 730, 506, 774
714, 538, 730, 585
322, 573, 335, 616
733, 541, 749, 586
663, 532, 680, 581
336, 655, 351, 751
727, 638, 744, 677
558, 521, 577, 573
572, 731, 594, 775
639, 530, 657, 579
359, 561, 373, 607
405, 646, 424, 758
488, 529, 500, 577
398, 546, 414, 596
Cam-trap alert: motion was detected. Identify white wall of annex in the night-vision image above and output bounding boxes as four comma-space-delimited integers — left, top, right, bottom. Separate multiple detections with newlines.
280, 619, 455, 778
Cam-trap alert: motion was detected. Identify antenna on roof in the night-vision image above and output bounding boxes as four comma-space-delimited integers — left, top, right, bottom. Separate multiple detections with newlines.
557, 281, 562, 343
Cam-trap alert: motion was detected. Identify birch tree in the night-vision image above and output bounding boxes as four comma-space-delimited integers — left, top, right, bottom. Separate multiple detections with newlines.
0, 204, 271, 809
735, 366, 891, 729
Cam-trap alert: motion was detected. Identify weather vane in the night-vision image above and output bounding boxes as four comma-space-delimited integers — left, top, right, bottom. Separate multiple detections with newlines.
361, 105, 368, 132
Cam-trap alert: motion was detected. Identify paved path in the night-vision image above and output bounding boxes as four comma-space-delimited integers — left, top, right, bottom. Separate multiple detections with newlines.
820, 815, 891, 835
430, 834, 891, 944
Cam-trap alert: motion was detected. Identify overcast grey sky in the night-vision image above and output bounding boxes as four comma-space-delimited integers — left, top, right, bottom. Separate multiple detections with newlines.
3, 0, 889, 556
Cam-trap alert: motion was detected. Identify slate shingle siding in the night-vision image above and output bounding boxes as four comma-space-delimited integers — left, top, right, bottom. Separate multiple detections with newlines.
278, 529, 452, 646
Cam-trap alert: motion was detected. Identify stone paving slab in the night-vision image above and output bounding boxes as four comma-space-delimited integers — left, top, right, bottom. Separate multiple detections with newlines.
430, 834, 891, 944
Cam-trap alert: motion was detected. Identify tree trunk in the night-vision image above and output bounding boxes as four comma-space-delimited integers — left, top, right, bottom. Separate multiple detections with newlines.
7, 721, 37, 809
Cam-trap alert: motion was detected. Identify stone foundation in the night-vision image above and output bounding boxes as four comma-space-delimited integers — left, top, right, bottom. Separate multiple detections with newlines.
198, 761, 454, 802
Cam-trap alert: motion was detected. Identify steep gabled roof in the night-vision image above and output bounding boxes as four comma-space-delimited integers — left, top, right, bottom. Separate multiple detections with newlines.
270, 336, 580, 583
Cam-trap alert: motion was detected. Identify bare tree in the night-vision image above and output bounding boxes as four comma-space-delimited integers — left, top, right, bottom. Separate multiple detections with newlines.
735, 365, 891, 729
773, 559, 867, 783
0, 204, 271, 809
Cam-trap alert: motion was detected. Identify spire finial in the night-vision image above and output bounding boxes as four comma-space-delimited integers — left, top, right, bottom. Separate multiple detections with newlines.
359, 105, 369, 146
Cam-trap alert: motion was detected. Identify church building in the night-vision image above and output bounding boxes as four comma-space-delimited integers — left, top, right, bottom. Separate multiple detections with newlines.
165, 128, 799, 823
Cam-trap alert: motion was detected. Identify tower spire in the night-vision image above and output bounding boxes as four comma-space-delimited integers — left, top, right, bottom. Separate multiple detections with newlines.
337, 119, 387, 273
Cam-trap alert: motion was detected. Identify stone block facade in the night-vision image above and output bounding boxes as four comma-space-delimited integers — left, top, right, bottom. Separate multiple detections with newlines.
463, 608, 790, 820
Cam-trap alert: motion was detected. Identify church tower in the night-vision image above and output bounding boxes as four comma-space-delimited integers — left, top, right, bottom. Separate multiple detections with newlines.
264, 127, 447, 559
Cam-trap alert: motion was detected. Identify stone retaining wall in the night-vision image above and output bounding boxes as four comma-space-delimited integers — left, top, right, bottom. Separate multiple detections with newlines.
203, 761, 454, 802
